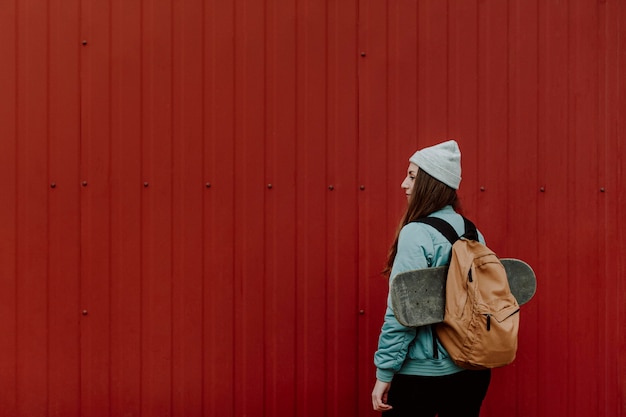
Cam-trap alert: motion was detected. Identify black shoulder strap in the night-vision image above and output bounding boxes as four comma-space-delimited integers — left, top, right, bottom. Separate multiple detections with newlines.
414, 216, 479, 244
414, 215, 479, 359
462, 217, 479, 241
414, 217, 459, 245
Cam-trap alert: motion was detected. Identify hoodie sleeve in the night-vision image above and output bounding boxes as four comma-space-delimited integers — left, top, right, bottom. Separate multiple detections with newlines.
374, 223, 434, 382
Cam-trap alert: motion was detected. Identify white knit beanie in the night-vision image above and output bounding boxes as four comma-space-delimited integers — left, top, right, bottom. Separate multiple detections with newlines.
409, 140, 462, 189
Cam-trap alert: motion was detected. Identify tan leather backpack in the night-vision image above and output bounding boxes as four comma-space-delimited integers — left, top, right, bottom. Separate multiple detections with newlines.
416, 216, 520, 370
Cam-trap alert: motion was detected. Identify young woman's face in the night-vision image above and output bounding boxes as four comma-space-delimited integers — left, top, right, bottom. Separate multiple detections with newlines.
401, 163, 418, 199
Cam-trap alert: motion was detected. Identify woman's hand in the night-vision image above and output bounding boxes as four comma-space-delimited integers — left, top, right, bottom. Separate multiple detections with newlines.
371, 379, 393, 412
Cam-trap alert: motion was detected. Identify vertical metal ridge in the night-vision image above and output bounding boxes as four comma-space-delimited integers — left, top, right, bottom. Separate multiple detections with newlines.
45, 0, 52, 412
168, 2, 175, 416
138, 0, 145, 410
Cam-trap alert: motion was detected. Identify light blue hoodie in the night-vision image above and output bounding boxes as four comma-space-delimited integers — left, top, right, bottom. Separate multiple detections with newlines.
374, 205, 485, 382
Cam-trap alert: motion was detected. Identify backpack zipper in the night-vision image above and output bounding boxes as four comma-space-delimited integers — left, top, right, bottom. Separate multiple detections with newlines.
485, 307, 520, 330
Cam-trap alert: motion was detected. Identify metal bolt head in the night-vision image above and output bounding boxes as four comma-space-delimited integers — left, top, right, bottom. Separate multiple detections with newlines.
328, 185, 334, 191
81, 181, 88, 187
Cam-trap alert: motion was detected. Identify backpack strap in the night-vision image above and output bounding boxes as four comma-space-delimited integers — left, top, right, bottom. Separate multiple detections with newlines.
461, 217, 479, 241
413, 215, 477, 359
414, 217, 459, 245
415, 216, 479, 243
414, 217, 457, 360
413, 215, 480, 359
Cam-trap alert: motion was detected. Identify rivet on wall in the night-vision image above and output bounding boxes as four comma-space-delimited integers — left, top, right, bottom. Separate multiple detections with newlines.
143, 182, 149, 188
600, 187, 605, 193
267, 183, 273, 189
540, 187, 545, 193
205, 182, 212, 189
360, 185, 365, 190
480, 186, 485, 192
81, 181, 88, 187
50, 182, 56, 189
328, 185, 335, 191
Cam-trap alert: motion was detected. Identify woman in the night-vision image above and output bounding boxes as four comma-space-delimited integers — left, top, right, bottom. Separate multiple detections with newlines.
371, 140, 491, 416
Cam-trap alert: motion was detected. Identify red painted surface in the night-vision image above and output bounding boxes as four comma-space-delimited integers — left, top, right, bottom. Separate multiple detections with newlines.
0, 1, 624, 416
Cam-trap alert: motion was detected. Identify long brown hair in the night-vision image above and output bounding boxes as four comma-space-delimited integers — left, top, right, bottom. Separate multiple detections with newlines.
383, 169, 461, 276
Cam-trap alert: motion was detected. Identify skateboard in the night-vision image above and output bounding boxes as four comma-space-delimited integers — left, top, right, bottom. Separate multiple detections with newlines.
390, 258, 536, 328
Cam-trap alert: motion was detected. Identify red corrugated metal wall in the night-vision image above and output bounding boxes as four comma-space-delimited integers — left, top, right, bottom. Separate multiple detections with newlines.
0, 1, 624, 416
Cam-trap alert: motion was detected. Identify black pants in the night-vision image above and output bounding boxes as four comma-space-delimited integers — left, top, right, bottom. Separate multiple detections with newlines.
383, 370, 491, 417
